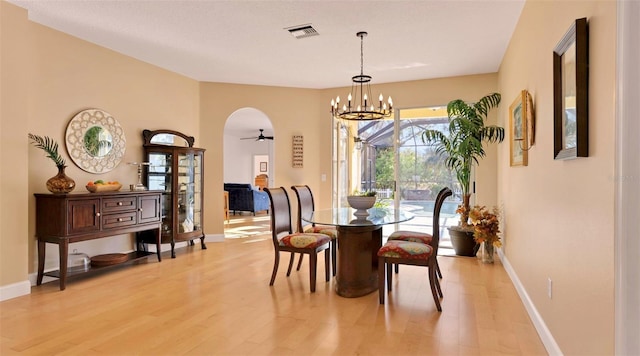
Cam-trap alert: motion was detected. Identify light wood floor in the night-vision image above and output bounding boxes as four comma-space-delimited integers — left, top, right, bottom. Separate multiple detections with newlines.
1, 215, 547, 355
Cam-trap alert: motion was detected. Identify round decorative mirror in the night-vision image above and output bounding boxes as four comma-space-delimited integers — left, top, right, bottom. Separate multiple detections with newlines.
65, 109, 126, 173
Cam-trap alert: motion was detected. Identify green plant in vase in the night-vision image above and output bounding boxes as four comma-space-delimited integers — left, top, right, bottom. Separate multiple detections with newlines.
421, 93, 504, 255
28, 133, 75, 193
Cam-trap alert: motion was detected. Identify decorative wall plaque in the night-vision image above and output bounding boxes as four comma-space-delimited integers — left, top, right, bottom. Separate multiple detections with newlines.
292, 135, 303, 168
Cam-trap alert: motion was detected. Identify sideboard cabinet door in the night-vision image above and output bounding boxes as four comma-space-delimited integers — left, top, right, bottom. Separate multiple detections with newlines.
67, 199, 101, 235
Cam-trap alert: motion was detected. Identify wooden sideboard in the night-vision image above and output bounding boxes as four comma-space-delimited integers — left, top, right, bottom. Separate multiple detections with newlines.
34, 190, 163, 290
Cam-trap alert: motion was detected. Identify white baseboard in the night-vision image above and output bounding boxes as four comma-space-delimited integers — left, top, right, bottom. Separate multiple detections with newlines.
205, 234, 224, 242
0, 280, 31, 301
499, 250, 563, 356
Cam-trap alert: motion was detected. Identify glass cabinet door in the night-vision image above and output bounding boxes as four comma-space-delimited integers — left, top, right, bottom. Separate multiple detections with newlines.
177, 152, 202, 233
147, 152, 173, 236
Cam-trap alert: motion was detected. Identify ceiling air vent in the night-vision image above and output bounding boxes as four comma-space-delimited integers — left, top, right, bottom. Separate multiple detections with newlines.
286, 24, 319, 39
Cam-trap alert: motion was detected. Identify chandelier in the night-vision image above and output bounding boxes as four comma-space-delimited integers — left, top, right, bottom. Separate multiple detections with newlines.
331, 31, 393, 121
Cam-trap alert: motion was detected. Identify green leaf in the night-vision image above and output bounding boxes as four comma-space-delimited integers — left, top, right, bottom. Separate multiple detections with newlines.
28, 133, 65, 167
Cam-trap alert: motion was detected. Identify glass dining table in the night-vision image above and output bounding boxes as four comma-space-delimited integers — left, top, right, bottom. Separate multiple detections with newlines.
303, 207, 414, 297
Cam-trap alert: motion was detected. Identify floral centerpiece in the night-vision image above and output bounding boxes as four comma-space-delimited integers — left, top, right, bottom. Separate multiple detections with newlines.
469, 205, 501, 263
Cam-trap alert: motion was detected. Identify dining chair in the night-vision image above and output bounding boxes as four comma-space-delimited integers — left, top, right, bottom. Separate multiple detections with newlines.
377, 187, 452, 311
291, 185, 338, 276
386, 187, 453, 279
264, 187, 331, 293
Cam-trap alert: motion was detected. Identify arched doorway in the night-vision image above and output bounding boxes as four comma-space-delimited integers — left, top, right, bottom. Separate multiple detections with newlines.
223, 107, 274, 189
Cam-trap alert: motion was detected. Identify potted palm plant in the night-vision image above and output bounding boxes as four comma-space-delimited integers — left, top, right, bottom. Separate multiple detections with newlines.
422, 93, 504, 256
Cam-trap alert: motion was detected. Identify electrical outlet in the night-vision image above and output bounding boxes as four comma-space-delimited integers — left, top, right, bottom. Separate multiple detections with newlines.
548, 278, 553, 299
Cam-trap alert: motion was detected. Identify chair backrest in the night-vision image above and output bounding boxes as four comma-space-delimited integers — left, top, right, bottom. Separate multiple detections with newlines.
291, 185, 315, 233
264, 187, 293, 246
431, 187, 453, 255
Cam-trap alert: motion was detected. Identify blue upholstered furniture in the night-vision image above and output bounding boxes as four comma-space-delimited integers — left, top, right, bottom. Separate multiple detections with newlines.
224, 183, 270, 215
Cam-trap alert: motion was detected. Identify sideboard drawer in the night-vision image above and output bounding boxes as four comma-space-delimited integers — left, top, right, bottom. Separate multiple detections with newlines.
103, 197, 137, 213
103, 211, 137, 229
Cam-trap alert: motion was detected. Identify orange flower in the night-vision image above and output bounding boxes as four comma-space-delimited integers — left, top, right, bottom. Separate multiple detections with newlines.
469, 205, 501, 247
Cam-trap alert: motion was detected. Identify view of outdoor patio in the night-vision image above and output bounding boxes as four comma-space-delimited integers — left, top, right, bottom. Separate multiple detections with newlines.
352, 108, 464, 253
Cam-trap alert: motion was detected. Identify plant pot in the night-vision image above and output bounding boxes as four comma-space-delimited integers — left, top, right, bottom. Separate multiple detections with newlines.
448, 226, 479, 257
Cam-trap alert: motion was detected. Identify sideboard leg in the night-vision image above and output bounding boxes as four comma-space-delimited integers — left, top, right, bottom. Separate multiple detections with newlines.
200, 235, 207, 250
37, 240, 45, 285
171, 242, 176, 259
156, 227, 162, 262
58, 240, 69, 291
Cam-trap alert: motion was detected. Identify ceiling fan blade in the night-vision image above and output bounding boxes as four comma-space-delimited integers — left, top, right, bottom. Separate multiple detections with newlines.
239, 129, 273, 141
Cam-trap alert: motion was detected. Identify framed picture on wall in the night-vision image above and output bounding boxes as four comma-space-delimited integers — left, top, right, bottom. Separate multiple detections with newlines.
259, 162, 267, 172
509, 90, 529, 167
553, 17, 589, 160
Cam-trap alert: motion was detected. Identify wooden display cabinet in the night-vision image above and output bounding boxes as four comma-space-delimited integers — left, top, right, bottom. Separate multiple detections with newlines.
140, 129, 206, 258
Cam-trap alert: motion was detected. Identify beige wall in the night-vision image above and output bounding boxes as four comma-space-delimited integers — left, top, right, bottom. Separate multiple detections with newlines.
497, 1, 616, 354
1, 2, 31, 290
1, 3, 201, 279
199, 82, 327, 234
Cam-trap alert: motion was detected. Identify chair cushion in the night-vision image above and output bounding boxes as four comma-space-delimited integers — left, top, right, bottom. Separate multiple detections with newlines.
377, 240, 433, 260
304, 225, 338, 239
279, 233, 330, 249
388, 230, 432, 244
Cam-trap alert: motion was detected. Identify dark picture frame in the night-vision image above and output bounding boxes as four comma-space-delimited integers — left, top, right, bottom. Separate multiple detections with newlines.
259, 161, 267, 172
553, 17, 589, 160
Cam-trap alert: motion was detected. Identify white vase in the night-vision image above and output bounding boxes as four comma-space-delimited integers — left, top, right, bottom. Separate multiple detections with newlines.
347, 196, 376, 217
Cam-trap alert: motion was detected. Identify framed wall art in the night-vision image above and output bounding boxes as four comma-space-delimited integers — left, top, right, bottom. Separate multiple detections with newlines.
509, 90, 529, 166
553, 17, 589, 160
259, 161, 267, 172
292, 135, 303, 168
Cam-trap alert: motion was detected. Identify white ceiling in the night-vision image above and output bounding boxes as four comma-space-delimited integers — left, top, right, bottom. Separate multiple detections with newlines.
9, 0, 525, 135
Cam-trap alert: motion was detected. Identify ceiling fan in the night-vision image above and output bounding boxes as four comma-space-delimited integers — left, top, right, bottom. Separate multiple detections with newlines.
240, 129, 274, 141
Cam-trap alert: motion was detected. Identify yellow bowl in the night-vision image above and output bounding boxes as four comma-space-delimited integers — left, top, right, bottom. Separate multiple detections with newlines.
86, 183, 122, 193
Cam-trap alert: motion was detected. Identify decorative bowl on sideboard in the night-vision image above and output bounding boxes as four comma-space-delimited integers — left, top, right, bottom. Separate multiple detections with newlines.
86, 183, 122, 193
